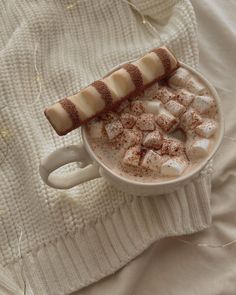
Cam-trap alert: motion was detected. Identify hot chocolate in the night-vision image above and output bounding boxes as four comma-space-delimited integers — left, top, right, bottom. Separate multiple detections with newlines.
86, 66, 219, 183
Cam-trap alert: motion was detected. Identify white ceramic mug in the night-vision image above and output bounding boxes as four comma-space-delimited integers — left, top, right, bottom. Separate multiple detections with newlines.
39, 62, 224, 196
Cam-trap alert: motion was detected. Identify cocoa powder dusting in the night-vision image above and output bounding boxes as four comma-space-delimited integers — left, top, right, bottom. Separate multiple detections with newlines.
60, 98, 81, 127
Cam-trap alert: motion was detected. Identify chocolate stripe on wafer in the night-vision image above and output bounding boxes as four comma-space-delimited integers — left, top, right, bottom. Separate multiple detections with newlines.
91, 80, 113, 107
152, 47, 171, 74
122, 63, 143, 92
45, 46, 179, 136
60, 98, 81, 127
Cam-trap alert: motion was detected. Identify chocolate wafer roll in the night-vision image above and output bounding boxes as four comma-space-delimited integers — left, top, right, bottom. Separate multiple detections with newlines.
45, 46, 179, 135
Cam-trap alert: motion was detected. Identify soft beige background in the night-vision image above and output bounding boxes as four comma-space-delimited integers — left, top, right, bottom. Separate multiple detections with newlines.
73, 1, 236, 294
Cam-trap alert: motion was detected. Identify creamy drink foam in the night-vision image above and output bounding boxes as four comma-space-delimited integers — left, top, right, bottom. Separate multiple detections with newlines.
86, 67, 219, 183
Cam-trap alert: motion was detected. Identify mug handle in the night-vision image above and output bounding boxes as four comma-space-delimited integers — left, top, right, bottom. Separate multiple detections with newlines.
39, 144, 100, 189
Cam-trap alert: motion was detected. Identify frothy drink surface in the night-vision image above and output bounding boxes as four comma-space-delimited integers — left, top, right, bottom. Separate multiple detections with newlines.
86, 67, 219, 183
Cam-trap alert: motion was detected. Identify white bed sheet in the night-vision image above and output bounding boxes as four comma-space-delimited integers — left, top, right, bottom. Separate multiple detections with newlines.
73, 1, 236, 294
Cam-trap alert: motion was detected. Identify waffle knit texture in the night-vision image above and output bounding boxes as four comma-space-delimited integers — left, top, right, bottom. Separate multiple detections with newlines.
0, 1, 212, 294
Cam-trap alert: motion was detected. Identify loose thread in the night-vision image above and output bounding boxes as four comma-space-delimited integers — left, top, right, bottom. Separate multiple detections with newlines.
121, 0, 162, 40
17, 226, 26, 295
66, 0, 162, 41
30, 42, 42, 108
173, 236, 236, 249
19, 42, 42, 108
121, 0, 147, 25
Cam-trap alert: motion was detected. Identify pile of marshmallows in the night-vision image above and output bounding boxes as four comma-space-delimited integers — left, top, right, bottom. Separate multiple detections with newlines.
89, 67, 218, 177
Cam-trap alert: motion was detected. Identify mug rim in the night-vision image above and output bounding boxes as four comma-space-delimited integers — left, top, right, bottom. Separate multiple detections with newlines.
81, 62, 224, 187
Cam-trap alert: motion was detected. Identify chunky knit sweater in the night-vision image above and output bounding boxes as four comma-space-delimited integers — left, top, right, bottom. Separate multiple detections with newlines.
0, 1, 211, 294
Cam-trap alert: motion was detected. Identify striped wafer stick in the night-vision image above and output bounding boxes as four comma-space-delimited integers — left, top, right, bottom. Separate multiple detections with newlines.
45, 46, 179, 135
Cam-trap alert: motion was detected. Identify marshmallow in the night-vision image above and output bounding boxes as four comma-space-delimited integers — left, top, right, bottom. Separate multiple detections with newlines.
186, 78, 206, 95
156, 110, 179, 133
105, 120, 123, 140
139, 95, 151, 101
153, 87, 175, 103
142, 100, 162, 115
175, 89, 195, 106
123, 146, 141, 167
136, 113, 156, 131
186, 138, 210, 159
142, 130, 163, 149
141, 150, 163, 171
143, 83, 159, 99
120, 113, 137, 129
130, 101, 145, 116
165, 100, 186, 117
161, 138, 185, 156
161, 157, 188, 176
122, 129, 142, 148
88, 120, 104, 139
192, 95, 215, 114
101, 111, 119, 123
195, 119, 217, 138
180, 108, 202, 130
168, 68, 191, 89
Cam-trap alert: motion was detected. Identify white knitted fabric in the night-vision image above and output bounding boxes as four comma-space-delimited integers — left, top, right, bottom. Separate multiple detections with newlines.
0, 1, 212, 294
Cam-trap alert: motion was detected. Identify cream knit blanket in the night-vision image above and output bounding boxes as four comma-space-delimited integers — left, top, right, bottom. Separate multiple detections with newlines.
0, 1, 211, 294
